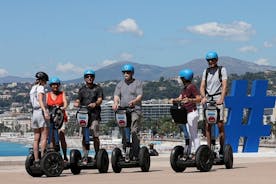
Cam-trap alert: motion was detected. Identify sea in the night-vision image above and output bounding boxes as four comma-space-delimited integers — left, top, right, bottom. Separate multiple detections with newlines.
0, 141, 100, 156
0, 141, 30, 156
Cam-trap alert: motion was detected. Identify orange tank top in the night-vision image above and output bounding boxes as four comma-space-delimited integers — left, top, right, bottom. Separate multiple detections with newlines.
47, 91, 64, 107
47, 91, 68, 122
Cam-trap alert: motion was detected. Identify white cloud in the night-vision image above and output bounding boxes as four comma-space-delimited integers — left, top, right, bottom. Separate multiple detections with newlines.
264, 41, 273, 48
238, 46, 258, 53
119, 52, 133, 61
112, 18, 143, 36
56, 62, 83, 73
0, 68, 8, 77
255, 58, 270, 65
187, 21, 255, 41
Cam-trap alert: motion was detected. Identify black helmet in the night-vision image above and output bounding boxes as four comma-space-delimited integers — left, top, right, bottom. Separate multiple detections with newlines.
35, 71, 49, 81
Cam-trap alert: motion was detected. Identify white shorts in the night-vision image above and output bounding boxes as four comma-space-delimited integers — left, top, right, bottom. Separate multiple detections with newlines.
31, 109, 49, 129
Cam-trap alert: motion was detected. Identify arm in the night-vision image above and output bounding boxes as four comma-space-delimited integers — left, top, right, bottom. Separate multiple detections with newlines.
200, 79, 207, 104
188, 94, 201, 103
38, 93, 49, 120
74, 88, 81, 107
112, 95, 120, 111
88, 96, 103, 109
62, 91, 68, 109
129, 94, 142, 107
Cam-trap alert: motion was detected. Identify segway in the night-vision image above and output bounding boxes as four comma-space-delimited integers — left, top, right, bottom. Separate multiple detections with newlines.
25, 106, 64, 177
199, 99, 233, 170
170, 102, 212, 172
69, 106, 109, 175
111, 107, 150, 173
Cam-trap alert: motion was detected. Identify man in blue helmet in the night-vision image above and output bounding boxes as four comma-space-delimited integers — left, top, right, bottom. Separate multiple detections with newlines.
112, 64, 143, 160
200, 51, 228, 155
74, 69, 103, 164
171, 69, 201, 158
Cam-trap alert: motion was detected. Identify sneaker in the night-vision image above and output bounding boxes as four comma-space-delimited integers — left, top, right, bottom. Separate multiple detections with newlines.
189, 153, 195, 160
82, 157, 88, 165
33, 160, 40, 168
125, 154, 130, 162
64, 156, 69, 162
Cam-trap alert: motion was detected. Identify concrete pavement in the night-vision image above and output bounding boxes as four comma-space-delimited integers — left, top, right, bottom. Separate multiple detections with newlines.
0, 148, 276, 184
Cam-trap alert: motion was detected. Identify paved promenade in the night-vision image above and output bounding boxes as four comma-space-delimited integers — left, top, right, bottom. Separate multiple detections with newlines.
1, 149, 276, 184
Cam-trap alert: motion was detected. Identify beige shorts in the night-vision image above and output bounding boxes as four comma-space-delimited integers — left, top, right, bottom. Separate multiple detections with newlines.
90, 120, 100, 137
31, 109, 49, 129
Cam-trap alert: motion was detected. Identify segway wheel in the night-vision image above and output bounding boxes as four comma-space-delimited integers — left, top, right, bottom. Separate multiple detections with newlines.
170, 145, 186, 172
139, 146, 150, 172
223, 144, 233, 169
25, 152, 43, 177
111, 148, 122, 173
195, 145, 214, 172
40, 151, 64, 177
96, 149, 109, 173
70, 149, 82, 175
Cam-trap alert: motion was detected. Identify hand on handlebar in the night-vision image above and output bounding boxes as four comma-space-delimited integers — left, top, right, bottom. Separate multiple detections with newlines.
88, 102, 96, 109
128, 100, 136, 108
112, 103, 118, 111
201, 97, 207, 105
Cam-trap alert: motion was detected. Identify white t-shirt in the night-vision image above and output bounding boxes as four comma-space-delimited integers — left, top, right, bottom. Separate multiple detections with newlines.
30, 84, 46, 109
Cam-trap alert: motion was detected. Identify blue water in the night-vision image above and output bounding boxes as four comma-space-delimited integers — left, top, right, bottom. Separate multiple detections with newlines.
0, 141, 111, 156
0, 141, 29, 156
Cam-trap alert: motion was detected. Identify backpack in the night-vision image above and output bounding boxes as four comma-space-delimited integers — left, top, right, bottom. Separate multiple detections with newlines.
205, 66, 222, 82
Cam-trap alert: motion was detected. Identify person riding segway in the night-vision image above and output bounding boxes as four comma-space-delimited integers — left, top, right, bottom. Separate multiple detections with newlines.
198, 51, 233, 170
111, 106, 150, 173
70, 69, 109, 174
170, 69, 212, 172
111, 64, 150, 173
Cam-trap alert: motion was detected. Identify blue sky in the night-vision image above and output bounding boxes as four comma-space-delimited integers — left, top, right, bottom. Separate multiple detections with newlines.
0, 0, 276, 80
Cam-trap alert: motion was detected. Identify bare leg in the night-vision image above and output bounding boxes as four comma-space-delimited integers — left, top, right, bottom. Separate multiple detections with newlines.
40, 127, 49, 157
33, 129, 41, 161
59, 130, 68, 160
205, 121, 211, 147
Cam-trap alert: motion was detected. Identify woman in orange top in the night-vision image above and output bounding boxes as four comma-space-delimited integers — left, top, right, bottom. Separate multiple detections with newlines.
46, 76, 68, 162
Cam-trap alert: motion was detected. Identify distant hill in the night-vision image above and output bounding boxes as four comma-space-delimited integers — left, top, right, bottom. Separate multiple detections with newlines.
67, 56, 276, 83
0, 76, 33, 84
1, 56, 276, 83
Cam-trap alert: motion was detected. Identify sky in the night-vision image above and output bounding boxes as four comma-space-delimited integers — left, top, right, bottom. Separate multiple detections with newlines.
0, 0, 276, 80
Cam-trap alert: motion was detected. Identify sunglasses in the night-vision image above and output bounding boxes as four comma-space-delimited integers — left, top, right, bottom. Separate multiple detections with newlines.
207, 58, 217, 62
85, 74, 95, 78
122, 71, 132, 74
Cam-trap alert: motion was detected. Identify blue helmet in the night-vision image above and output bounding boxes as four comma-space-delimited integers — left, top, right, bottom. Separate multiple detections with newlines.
83, 69, 95, 77
205, 51, 218, 61
179, 69, 194, 81
49, 76, 61, 85
121, 64, 134, 73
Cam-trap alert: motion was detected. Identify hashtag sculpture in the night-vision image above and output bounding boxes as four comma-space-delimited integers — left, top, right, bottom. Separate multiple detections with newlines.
225, 80, 276, 152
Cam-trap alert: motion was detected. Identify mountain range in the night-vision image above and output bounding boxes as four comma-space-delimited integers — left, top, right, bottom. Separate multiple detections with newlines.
1, 56, 276, 83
